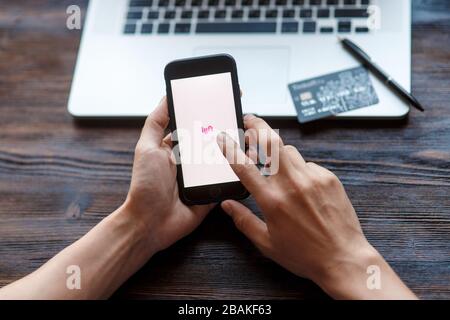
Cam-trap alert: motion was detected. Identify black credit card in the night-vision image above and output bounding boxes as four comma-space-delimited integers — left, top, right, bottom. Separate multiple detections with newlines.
288, 66, 379, 123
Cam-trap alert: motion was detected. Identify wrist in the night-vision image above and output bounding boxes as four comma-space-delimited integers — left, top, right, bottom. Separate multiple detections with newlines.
315, 243, 384, 299
110, 200, 159, 258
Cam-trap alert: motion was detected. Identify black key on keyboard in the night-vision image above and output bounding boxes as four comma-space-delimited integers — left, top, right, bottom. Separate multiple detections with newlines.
124, 24, 137, 34
317, 9, 330, 18
266, 9, 278, 19
283, 9, 295, 18
175, 23, 191, 33
344, 0, 356, 5
249, 10, 261, 19
361, 0, 371, 5
158, 23, 170, 33
148, 11, 159, 19
326, 0, 338, 5
198, 10, 210, 19
242, 0, 253, 6
355, 26, 369, 33
165, 10, 176, 19
196, 22, 277, 33
282, 22, 298, 33
129, 0, 153, 7
310, 0, 322, 5
141, 23, 153, 34
338, 21, 352, 33
175, 0, 186, 6
320, 26, 334, 33
225, 0, 236, 5
191, 0, 202, 5
215, 10, 227, 19
276, 0, 287, 5
335, 9, 369, 18
300, 9, 312, 18
303, 21, 316, 33
182, 10, 193, 19
232, 10, 244, 19
292, 0, 305, 5
259, 0, 270, 5
158, 0, 169, 7
208, 0, 219, 6
127, 11, 143, 20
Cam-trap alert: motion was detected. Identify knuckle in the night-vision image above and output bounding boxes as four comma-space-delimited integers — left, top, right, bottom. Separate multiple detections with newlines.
145, 116, 163, 130
309, 172, 323, 186
288, 176, 315, 197
284, 145, 297, 152
306, 162, 340, 187
268, 192, 286, 211
323, 171, 340, 187
247, 116, 264, 127
234, 162, 254, 175
306, 161, 319, 170
291, 180, 307, 194
299, 179, 314, 193
269, 132, 282, 147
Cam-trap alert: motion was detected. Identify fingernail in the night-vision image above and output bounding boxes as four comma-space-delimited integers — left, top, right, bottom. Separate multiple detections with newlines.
221, 201, 232, 214
244, 114, 256, 121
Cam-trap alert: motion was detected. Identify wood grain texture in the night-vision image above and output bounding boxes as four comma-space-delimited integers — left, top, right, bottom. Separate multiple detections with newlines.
0, 0, 449, 300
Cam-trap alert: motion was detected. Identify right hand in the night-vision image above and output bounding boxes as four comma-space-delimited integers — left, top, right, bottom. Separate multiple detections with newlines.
217, 115, 416, 299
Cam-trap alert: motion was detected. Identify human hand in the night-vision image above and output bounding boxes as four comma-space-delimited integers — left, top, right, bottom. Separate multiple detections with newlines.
0, 97, 216, 300
217, 115, 416, 299
123, 97, 215, 255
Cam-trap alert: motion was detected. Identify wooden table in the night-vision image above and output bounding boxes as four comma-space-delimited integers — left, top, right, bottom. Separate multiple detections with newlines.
0, 0, 449, 300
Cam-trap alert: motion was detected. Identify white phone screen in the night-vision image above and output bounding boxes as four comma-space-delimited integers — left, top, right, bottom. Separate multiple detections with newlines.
171, 72, 240, 188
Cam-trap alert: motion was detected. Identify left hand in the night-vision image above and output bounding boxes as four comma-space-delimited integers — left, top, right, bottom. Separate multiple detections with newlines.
123, 97, 215, 254
0, 97, 214, 300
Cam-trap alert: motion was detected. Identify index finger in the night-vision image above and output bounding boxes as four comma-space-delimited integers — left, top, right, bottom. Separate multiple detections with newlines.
217, 132, 267, 199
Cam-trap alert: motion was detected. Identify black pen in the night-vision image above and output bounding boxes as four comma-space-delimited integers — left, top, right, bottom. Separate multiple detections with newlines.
339, 37, 424, 112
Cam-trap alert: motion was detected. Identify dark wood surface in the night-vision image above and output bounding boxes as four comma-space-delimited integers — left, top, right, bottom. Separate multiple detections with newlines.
0, 0, 449, 300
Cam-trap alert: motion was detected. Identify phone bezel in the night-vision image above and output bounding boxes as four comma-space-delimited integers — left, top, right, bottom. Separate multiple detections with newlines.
164, 54, 249, 205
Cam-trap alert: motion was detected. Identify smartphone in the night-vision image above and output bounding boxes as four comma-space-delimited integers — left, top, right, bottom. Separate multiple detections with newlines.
164, 54, 249, 205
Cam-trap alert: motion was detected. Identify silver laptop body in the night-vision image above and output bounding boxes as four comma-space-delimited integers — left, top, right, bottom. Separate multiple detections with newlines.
68, 0, 411, 118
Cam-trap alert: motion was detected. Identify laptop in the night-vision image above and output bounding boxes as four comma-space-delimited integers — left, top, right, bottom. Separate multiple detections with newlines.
68, 0, 411, 119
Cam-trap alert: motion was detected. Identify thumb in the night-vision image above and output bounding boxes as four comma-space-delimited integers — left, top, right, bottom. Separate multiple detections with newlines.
221, 200, 270, 250
140, 97, 170, 148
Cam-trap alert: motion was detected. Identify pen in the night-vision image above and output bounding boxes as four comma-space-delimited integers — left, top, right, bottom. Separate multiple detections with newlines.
339, 37, 425, 112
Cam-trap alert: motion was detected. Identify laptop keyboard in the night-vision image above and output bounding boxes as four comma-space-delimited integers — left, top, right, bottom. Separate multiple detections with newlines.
124, 0, 373, 35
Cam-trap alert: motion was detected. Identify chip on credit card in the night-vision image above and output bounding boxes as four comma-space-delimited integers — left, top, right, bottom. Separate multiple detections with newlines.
288, 66, 379, 123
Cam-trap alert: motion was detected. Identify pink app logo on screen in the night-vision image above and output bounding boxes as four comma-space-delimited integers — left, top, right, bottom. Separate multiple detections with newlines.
201, 125, 214, 134
171, 72, 240, 188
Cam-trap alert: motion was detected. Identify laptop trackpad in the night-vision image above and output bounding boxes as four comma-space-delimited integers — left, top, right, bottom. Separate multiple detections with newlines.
194, 47, 290, 105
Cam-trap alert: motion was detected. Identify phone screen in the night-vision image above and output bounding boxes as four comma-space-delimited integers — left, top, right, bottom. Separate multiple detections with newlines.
171, 72, 240, 188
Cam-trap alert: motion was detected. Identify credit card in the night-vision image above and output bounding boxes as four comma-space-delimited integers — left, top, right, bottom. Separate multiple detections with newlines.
288, 66, 379, 123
